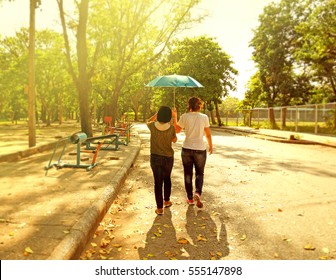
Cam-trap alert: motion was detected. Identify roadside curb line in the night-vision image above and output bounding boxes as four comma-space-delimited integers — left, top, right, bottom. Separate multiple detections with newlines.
47, 133, 141, 260
213, 126, 336, 149
0, 139, 68, 163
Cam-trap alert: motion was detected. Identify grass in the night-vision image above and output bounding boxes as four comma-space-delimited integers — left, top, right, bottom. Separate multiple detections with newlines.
217, 118, 336, 136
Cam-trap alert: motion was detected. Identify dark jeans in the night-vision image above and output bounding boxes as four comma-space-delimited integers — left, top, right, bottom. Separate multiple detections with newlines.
150, 154, 174, 209
181, 148, 207, 200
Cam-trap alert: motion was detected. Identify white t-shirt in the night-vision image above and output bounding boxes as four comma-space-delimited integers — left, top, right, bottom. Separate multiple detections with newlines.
177, 112, 210, 150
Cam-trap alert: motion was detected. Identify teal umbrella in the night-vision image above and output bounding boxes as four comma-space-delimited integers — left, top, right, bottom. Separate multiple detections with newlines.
146, 74, 204, 106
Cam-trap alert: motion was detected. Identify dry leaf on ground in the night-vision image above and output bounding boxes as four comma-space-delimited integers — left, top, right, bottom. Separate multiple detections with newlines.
178, 238, 189, 244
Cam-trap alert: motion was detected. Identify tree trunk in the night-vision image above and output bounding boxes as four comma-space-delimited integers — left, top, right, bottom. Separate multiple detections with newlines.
215, 100, 222, 126
328, 75, 336, 97
76, 0, 92, 137
133, 107, 139, 122
110, 90, 119, 126
57, 0, 93, 137
46, 110, 51, 127
268, 108, 278, 129
41, 104, 46, 123
248, 110, 252, 127
28, 0, 36, 147
59, 92, 63, 125
281, 107, 287, 129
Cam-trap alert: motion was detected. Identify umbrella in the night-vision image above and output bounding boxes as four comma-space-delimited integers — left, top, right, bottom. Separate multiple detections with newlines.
145, 74, 204, 106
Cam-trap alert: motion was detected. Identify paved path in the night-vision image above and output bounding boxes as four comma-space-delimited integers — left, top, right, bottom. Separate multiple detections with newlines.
80, 124, 336, 260
0, 122, 335, 260
0, 129, 140, 259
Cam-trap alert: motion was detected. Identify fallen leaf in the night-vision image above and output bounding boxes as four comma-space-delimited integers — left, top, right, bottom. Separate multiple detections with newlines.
91, 242, 98, 247
196, 234, 207, 242
63, 230, 70, 234
25, 247, 34, 254
319, 256, 330, 260
240, 234, 247, 241
99, 249, 108, 255
278, 208, 283, 212
304, 244, 316, 251
100, 238, 111, 248
9, 232, 15, 236
147, 253, 155, 258
112, 244, 122, 248
180, 248, 190, 258
322, 248, 330, 254
100, 254, 107, 260
178, 238, 189, 244
165, 251, 177, 258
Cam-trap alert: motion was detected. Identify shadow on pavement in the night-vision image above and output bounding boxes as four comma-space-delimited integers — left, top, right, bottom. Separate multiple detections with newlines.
138, 207, 229, 260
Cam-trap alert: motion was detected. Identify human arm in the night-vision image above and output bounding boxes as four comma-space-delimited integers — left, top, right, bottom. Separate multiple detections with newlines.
172, 126, 177, 143
172, 107, 182, 133
146, 113, 157, 126
204, 127, 213, 155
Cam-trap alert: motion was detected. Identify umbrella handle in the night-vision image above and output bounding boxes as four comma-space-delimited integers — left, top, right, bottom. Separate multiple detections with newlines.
174, 88, 175, 107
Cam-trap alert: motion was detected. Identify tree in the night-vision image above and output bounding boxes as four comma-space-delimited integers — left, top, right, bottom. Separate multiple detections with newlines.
27, 0, 42, 146
90, 0, 203, 124
57, 0, 99, 137
249, 0, 310, 128
35, 29, 73, 125
295, 0, 336, 101
0, 29, 29, 122
0, 27, 78, 126
162, 36, 238, 125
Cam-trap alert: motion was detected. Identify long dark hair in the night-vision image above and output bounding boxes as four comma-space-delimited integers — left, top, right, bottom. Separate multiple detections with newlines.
188, 97, 203, 112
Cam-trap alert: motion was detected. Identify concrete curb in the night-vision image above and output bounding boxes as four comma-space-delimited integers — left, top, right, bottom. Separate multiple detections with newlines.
0, 139, 68, 163
47, 133, 141, 260
213, 126, 336, 148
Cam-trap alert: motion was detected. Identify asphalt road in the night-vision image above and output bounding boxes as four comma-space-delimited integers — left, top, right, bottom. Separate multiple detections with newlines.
80, 123, 336, 260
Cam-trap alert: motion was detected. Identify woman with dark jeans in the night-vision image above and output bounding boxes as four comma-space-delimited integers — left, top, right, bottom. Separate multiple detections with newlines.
150, 154, 174, 212
147, 106, 177, 215
173, 97, 213, 208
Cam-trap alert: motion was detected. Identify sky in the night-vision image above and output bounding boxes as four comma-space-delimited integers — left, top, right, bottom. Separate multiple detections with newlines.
0, 0, 278, 100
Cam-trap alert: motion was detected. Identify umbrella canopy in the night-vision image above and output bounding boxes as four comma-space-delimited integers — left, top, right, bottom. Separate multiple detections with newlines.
145, 74, 204, 106
146, 74, 203, 88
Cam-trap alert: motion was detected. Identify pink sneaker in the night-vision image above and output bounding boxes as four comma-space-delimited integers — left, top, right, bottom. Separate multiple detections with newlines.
186, 199, 194, 205
193, 193, 203, 208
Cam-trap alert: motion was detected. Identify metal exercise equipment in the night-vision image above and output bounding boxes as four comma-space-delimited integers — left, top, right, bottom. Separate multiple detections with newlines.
102, 116, 132, 146
45, 132, 103, 175
85, 133, 120, 151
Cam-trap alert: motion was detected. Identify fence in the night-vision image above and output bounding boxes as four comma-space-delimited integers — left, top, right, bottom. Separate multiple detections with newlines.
222, 102, 336, 135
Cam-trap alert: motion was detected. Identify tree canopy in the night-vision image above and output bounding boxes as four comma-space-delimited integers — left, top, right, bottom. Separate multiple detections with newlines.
158, 36, 237, 125
247, 0, 336, 113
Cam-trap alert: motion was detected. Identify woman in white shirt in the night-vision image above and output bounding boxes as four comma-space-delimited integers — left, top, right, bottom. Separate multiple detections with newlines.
173, 97, 213, 208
